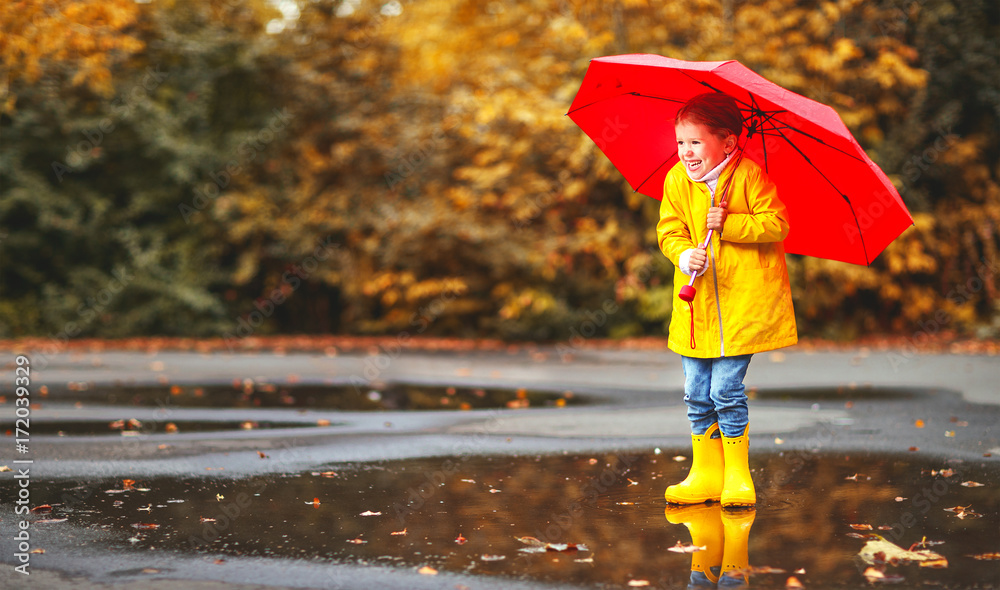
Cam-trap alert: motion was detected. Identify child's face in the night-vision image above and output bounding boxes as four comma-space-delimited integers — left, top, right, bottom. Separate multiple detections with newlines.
675, 121, 734, 180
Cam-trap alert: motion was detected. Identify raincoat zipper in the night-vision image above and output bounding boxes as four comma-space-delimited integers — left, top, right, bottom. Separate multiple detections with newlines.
708, 191, 725, 357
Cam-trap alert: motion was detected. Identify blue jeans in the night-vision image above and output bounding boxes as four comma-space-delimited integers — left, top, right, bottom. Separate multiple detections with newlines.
681, 354, 752, 438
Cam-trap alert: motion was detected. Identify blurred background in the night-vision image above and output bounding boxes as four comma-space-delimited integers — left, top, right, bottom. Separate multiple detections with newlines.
1, 0, 998, 343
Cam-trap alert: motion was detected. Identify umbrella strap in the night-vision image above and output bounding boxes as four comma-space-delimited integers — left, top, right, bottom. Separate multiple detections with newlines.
687, 301, 696, 349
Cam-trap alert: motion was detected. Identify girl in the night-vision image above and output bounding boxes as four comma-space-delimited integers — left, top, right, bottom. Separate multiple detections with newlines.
657, 92, 797, 508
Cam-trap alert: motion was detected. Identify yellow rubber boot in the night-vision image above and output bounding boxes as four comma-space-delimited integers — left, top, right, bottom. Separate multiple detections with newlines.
721, 427, 756, 508
719, 508, 755, 587
664, 423, 724, 504
664, 504, 724, 586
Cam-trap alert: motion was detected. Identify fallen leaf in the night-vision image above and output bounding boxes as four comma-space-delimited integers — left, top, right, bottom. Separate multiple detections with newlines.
316, 419, 331, 426
480, 554, 506, 561
346, 538, 366, 544
360, 510, 381, 516
774, 437, 784, 445
627, 581, 650, 587
673, 455, 687, 462
969, 553, 1000, 560
418, 566, 438, 575
919, 558, 949, 568
943, 504, 981, 519
574, 556, 594, 563
141, 568, 160, 574
945, 430, 955, 437
960, 481, 985, 487
0, 466, 11, 472
123, 479, 136, 490
132, 523, 160, 529
515, 536, 589, 553
31, 505, 53, 514
34, 518, 68, 524
455, 533, 467, 545
213, 559, 225, 565
845, 473, 860, 481
588, 458, 598, 465
795, 568, 806, 574
200, 517, 216, 523
850, 524, 873, 531
257, 451, 269, 459
216, 494, 224, 501
914, 419, 925, 428
908, 446, 919, 452
894, 497, 907, 502
667, 541, 705, 554
308, 498, 320, 507
616, 501, 636, 506
877, 526, 893, 531
30, 548, 45, 554
489, 489, 502, 494
391, 529, 407, 536
858, 536, 946, 566
627, 478, 639, 486
460, 479, 476, 483
785, 576, 804, 589
931, 468, 954, 477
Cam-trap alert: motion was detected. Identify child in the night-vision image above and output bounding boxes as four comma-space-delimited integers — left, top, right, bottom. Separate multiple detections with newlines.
657, 92, 797, 508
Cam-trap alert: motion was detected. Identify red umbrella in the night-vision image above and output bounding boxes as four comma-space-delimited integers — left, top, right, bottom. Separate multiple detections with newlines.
567, 54, 913, 267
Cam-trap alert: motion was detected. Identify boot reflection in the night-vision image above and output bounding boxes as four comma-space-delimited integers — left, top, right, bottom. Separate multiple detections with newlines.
719, 508, 755, 588
665, 504, 724, 588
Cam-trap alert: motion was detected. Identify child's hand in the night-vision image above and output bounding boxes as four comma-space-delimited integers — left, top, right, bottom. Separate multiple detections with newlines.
688, 246, 708, 272
707, 207, 728, 231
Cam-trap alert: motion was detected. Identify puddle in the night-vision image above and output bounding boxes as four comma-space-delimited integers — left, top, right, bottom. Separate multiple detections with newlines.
23, 419, 326, 437
17, 383, 584, 411
750, 385, 919, 401
3, 452, 997, 589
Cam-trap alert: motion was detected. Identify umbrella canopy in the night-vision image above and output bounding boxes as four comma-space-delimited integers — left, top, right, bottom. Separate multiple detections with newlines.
567, 54, 913, 266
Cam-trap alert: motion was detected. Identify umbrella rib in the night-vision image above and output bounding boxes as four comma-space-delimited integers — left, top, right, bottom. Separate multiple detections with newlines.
566, 92, 685, 116
775, 128, 871, 265
777, 126, 867, 163
634, 152, 679, 195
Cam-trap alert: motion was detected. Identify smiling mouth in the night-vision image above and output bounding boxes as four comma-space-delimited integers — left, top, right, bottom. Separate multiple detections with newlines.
685, 160, 703, 171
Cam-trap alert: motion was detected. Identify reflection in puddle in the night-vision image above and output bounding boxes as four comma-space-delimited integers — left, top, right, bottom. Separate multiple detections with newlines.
4, 452, 997, 588
31, 383, 583, 411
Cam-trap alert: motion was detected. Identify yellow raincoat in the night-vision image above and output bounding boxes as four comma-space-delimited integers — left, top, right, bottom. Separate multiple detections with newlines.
657, 155, 797, 358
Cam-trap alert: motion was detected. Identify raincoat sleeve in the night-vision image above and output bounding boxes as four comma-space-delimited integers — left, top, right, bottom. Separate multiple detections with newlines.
720, 167, 790, 244
657, 178, 697, 265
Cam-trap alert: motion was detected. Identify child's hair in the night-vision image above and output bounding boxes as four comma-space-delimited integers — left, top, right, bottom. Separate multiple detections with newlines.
674, 92, 743, 140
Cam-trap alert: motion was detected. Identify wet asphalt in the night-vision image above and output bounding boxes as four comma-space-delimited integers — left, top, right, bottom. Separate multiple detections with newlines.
0, 345, 998, 589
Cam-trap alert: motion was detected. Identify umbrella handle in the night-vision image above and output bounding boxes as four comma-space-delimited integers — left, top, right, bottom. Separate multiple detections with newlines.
678, 229, 715, 301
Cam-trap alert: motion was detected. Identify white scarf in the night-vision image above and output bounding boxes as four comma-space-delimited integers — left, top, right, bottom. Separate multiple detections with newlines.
686, 151, 734, 198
